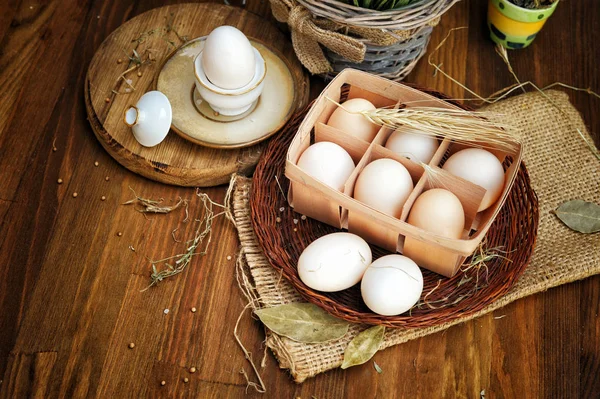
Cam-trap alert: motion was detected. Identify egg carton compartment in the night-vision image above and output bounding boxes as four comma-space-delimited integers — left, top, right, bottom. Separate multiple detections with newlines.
286, 122, 371, 228
346, 83, 399, 109
401, 167, 486, 276
434, 140, 518, 234
375, 126, 447, 166
343, 145, 424, 251
285, 69, 523, 278
437, 140, 510, 168
416, 166, 486, 233
314, 122, 370, 164
313, 82, 397, 135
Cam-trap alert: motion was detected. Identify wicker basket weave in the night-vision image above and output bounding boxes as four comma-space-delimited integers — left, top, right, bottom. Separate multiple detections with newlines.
324, 26, 434, 79
297, 0, 459, 80
250, 86, 539, 328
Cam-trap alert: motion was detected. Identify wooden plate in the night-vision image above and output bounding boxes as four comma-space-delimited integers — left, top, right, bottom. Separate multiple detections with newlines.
85, 3, 309, 187
157, 38, 297, 148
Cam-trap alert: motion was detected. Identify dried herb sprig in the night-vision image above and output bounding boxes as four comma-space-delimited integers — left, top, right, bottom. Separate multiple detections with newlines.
327, 97, 520, 153
123, 187, 188, 214
113, 14, 188, 95
234, 251, 268, 394
140, 182, 235, 290
409, 243, 508, 312
235, 302, 267, 394
132, 12, 189, 47
459, 242, 511, 287
141, 190, 222, 290
112, 49, 155, 95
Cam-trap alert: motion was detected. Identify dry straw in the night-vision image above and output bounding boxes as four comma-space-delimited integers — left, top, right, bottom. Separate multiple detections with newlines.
123, 187, 188, 216
326, 97, 521, 153
426, 27, 600, 161
138, 178, 235, 290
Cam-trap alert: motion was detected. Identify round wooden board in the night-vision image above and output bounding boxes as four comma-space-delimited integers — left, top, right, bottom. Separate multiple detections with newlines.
85, 3, 309, 187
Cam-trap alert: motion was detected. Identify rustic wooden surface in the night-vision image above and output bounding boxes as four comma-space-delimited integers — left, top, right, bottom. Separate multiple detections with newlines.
86, 3, 308, 187
0, 1, 598, 398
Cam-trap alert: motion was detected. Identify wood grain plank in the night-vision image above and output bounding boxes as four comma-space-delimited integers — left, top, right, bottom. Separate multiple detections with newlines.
0, 0, 137, 384
541, 285, 581, 397
406, 2, 469, 100
0, 0, 92, 200
580, 276, 600, 398
0, 352, 57, 399
0, 0, 56, 140
0, 1, 599, 398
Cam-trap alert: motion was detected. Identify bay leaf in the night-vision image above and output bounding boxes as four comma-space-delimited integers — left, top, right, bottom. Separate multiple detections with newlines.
254, 303, 349, 343
341, 325, 385, 369
553, 200, 600, 233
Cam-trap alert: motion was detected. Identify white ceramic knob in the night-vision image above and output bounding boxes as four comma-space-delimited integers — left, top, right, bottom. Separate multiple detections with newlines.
124, 91, 172, 147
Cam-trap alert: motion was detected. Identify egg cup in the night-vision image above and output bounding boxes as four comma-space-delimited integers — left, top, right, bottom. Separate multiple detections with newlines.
193, 48, 266, 116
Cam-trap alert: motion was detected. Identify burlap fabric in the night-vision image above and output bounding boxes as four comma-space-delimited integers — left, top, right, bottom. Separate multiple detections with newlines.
269, 0, 442, 74
231, 90, 600, 383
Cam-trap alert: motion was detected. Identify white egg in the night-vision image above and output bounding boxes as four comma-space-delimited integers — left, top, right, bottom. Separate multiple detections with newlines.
385, 128, 439, 164
353, 159, 414, 218
297, 142, 355, 191
407, 189, 465, 238
361, 255, 423, 316
298, 233, 372, 292
202, 26, 256, 90
327, 98, 380, 142
442, 148, 505, 211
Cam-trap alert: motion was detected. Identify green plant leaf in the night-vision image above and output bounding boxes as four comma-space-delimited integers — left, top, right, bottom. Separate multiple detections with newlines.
254, 303, 350, 343
341, 325, 385, 369
553, 200, 600, 233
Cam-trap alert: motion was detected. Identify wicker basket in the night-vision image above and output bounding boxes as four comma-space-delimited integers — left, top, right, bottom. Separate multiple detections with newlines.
324, 26, 434, 79
249, 84, 539, 328
270, 0, 460, 81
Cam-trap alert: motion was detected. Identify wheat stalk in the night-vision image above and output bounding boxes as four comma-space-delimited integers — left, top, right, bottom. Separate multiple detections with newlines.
366, 107, 520, 153
327, 97, 521, 153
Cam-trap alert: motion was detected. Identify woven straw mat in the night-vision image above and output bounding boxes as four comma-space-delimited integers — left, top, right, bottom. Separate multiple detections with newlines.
230, 90, 600, 383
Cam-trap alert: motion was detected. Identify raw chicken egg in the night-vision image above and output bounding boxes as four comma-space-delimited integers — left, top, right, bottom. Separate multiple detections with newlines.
442, 148, 505, 212
327, 98, 380, 142
202, 26, 256, 90
385, 128, 439, 164
403, 189, 465, 275
361, 255, 423, 316
406, 188, 465, 239
297, 142, 355, 191
298, 233, 372, 292
353, 159, 414, 218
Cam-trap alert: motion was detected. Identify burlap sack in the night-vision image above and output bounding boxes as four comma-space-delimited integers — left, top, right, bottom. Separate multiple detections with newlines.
232, 90, 600, 383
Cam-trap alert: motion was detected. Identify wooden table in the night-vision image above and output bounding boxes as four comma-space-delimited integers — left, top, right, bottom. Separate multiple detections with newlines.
0, 1, 598, 397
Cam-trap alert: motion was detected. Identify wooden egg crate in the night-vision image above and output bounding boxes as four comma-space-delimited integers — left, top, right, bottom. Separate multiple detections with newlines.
285, 69, 522, 277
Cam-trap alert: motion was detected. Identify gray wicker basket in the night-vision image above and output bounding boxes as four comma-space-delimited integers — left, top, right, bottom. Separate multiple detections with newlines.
290, 0, 459, 81
324, 25, 433, 80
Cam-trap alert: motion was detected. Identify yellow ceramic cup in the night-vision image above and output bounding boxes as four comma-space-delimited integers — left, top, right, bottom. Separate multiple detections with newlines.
488, 0, 559, 49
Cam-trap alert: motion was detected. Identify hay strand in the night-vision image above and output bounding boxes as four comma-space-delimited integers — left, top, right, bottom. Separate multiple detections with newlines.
327, 97, 521, 153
